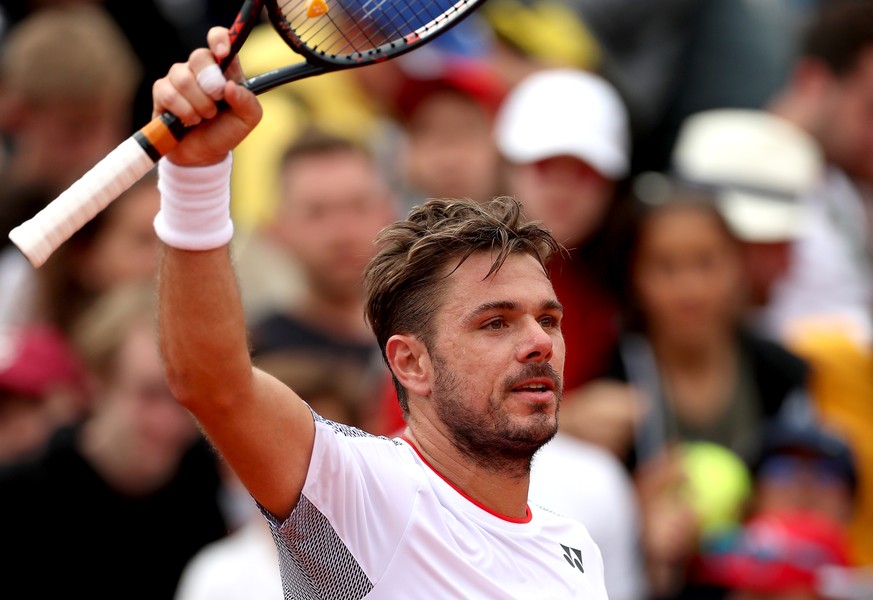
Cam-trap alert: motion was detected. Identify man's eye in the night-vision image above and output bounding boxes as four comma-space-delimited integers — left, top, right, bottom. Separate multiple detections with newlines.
540, 316, 559, 328
485, 319, 505, 330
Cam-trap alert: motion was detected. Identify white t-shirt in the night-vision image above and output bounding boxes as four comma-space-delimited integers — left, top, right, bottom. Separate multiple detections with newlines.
530, 432, 646, 600
264, 416, 609, 599
764, 168, 873, 345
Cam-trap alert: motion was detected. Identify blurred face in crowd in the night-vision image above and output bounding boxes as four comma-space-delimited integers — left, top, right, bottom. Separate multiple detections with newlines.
89, 321, 199, 493
76, 179, 161, 293
404, 90, 501, 203
632, 203, 745, 346
504, 156, 614, 248
0, 394, 59, 463
741, 240, 793, 308
810, 47, 873, 183
272, 148, 397, 303
754, 451, 855, 525
18, 95, 130, 190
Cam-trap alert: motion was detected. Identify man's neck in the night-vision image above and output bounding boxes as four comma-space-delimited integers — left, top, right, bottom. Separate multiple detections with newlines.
402, 426, 532, 521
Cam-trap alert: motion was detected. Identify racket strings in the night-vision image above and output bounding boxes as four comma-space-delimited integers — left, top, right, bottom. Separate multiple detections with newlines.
275, 0, 471, 58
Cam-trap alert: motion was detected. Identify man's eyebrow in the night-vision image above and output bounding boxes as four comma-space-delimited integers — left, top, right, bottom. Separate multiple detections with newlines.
467, 300, 520, 321
543, 299, 564, 314
465, 299, 564, 322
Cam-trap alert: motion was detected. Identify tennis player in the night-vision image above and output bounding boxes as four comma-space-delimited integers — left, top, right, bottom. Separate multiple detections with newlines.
152, 26, 609, 598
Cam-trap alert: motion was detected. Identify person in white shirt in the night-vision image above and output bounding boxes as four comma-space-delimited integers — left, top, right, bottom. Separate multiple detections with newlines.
762, 1, 873, 346
151, 26, 609, 599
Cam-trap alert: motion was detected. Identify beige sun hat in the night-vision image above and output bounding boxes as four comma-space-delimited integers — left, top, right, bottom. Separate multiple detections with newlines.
672, 109, 824, 243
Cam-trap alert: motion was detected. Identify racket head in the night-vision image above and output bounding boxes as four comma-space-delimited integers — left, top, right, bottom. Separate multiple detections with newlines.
264, 0, 486, 68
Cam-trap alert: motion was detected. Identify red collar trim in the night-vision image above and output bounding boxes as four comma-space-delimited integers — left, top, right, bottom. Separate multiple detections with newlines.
400, 436, 533, 524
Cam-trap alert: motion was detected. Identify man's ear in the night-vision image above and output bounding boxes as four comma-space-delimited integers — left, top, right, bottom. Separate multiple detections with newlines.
385, 334, 431, 397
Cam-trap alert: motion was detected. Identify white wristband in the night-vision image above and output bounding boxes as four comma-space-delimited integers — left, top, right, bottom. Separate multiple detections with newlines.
154, 154, 234, 250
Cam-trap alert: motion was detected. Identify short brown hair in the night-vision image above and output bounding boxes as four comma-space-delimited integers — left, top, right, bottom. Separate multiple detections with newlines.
280, 127, 373, 171
0, 4, 141, 105
803, 0, 873, 76
363, 196, 560, 410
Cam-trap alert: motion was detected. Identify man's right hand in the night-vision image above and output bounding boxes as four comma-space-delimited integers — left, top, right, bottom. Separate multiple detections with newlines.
151, 26, 262, 167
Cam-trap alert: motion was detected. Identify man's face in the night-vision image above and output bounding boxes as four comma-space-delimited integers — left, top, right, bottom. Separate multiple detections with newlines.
274, 149, 397, 301
424, 251, 565, 470
505, 156, 614, 248
816, 48, 873, 183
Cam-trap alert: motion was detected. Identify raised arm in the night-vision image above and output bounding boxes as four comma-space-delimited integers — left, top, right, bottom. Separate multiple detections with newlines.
154, 28, 315, 520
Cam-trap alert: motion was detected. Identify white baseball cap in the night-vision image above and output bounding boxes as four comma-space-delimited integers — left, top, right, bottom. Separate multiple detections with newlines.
672, 109, 824, 243
494, 68, 631, 179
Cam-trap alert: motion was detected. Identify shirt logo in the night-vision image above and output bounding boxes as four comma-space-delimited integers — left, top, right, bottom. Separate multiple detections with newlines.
561, 544, 585, 573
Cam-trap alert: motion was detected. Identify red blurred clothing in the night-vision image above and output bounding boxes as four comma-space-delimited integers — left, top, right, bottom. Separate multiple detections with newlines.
548, 250, 621, 391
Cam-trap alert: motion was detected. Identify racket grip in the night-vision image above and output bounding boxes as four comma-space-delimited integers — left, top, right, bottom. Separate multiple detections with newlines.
8, 111, 186, 268
9, 138, 156, 268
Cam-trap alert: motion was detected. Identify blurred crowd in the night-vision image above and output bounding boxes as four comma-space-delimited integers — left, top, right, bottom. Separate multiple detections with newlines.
1, 0, 872, 599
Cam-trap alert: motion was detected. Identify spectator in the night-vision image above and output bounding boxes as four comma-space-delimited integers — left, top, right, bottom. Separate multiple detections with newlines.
0, 323, 89, 463
0, 0, 197, 127
667, 103, 873, 576
613, 193, 813, 470
227, 11, 436, 232
0, 170, 162, 336
669, 108, 824, 333
692, 422, 873, 599
588, 192, 815, 598
494, 67, 645, 461
241, 128, 401, 434
750, 421, 858, 527
697, 510, 862, 600
391, 56, 507, 211
750, 0, 873, 566
763, 0, 873, 346
0, 3, 141, 246
0, 282, 229, 598
0, 6, 162, 356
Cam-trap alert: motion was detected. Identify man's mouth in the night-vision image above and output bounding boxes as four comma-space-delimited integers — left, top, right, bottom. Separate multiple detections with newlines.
511, 379, 554, 393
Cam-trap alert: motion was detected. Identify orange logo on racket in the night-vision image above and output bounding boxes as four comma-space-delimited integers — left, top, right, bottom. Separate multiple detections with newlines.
307, 0, 328, 18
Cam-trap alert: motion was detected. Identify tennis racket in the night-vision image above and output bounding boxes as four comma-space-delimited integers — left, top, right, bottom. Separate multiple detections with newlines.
9, 0, 488, 268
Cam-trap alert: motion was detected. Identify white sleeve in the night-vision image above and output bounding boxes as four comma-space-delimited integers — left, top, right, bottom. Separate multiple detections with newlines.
297, 417, 422, 578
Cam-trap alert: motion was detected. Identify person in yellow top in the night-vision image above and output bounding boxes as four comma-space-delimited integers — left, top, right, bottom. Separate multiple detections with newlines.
785, 324, 873, 566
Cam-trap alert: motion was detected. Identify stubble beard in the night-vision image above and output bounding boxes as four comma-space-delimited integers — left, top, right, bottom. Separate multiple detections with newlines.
432, 355, 562, 480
